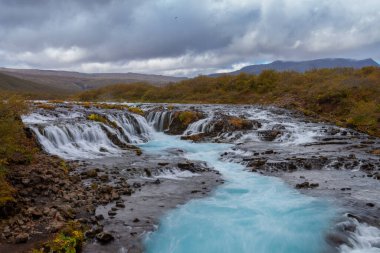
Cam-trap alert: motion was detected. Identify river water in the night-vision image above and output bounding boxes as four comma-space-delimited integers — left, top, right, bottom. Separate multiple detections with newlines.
22, 102, 380, 253
141, 132, 336, 253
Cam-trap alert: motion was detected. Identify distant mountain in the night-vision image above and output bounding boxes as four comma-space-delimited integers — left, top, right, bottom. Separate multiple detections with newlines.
0, 68, 186, 93
211, 58, 379, 76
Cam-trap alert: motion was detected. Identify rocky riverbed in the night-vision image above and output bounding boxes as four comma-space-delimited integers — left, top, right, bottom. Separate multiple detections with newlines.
1, 101, 378, 252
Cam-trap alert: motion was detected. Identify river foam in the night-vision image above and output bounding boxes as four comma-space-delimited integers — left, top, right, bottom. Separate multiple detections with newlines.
141, 133, 337, 253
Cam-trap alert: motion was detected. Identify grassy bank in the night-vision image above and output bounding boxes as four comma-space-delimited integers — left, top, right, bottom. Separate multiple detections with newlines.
0, 93, 35, 207
76, 67, 380, 137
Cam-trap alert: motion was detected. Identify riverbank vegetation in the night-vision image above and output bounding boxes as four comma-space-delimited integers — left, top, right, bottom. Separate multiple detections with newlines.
0, 93, 34, 207
0, 92, 88, 252
76, 67, 380, 137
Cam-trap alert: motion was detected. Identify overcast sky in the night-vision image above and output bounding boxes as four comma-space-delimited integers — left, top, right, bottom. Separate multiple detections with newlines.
0, 0, 379, 76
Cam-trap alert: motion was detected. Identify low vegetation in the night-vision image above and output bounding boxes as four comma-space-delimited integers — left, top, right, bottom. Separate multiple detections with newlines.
87, 113, 118, 128
0, 93, 35, 207
178, 111, 202, 126
76, 67, 380, 137
33, 221, 85, 253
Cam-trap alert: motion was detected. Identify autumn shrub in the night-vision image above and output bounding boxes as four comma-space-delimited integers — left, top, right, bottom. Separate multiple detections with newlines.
75, 67, 380, 137
33, 221, 85, 253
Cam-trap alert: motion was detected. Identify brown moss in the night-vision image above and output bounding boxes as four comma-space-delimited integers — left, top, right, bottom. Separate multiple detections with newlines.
228, 117, 251, 129
87, 114, 118, 129
128, 107, 144, 115
95, 103, 130, 110
36, 103, 56, 110
180, 133, 207, 142
178, 111, 200, 126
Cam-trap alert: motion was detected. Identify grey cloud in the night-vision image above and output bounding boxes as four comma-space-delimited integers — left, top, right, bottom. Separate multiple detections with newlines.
0, 0, 379, 76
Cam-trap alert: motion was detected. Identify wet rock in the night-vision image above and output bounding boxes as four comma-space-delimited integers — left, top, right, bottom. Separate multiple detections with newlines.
96, 232, 114, 243
177, 162, 195, 170
257, 130, 282, 141
132, 182, 141, 188
144, 168, 152, 177
85, 225, 103, 238
181, 133, 208, 142
95, 214, 104, 221
326, 232, 352, 248
14, 233, 29, 243
133, 218, 140, 223
99, 147, 107, 152
366, 203, 375, 207
116, 202, 125, 208
247, 158, 267, 170
108, 210, 117, 216
295, 182, 319, 189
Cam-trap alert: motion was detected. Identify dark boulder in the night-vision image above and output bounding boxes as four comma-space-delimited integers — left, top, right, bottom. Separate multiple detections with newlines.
257, 130, 282, 141
96, 232, 114, 243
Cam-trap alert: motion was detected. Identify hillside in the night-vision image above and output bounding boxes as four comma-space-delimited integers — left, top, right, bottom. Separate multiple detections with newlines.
76, 67, 380, 137
0, 68, 186, 93
211, 58, 379, 76
0, 72, 71, 98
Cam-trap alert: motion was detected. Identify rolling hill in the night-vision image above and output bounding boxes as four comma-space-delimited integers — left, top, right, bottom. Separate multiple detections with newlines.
0, 68, 186, 93
211, 58, 379, 76
0, 72, 71, 97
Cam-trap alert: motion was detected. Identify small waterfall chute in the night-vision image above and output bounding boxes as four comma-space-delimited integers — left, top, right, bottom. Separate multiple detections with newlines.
146, 111, 172, 132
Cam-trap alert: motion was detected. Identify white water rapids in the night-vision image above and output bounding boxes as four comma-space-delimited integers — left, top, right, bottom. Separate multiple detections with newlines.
22, 102, 380, 253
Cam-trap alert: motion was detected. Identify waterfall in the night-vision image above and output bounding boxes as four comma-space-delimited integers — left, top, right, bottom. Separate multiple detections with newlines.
107, 113, 152, 143
23, 109, 155, 160
146, 111, 172, 132
30, 123, 124, 159
184, 115, 214, 135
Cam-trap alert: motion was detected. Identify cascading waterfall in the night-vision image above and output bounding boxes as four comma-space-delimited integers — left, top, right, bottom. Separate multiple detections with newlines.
22, 103, 380, 252
146, 111, 172, 131
184, 115, 214, 135
23, 109, 155, 160
30, 123, 123, 159
106, 113, 152, 143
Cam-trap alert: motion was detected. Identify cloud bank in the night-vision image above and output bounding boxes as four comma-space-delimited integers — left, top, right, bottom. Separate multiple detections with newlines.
1, 0, 379, 76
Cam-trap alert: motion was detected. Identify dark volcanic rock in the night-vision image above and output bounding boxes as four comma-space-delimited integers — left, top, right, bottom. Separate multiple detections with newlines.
257, 130, 282, 141
295, 181, 319, 189
96, 232, 114, 243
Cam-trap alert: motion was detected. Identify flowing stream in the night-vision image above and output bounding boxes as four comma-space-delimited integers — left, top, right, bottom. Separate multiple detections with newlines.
22, 102, 380, 253
140, 132, 336, 253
